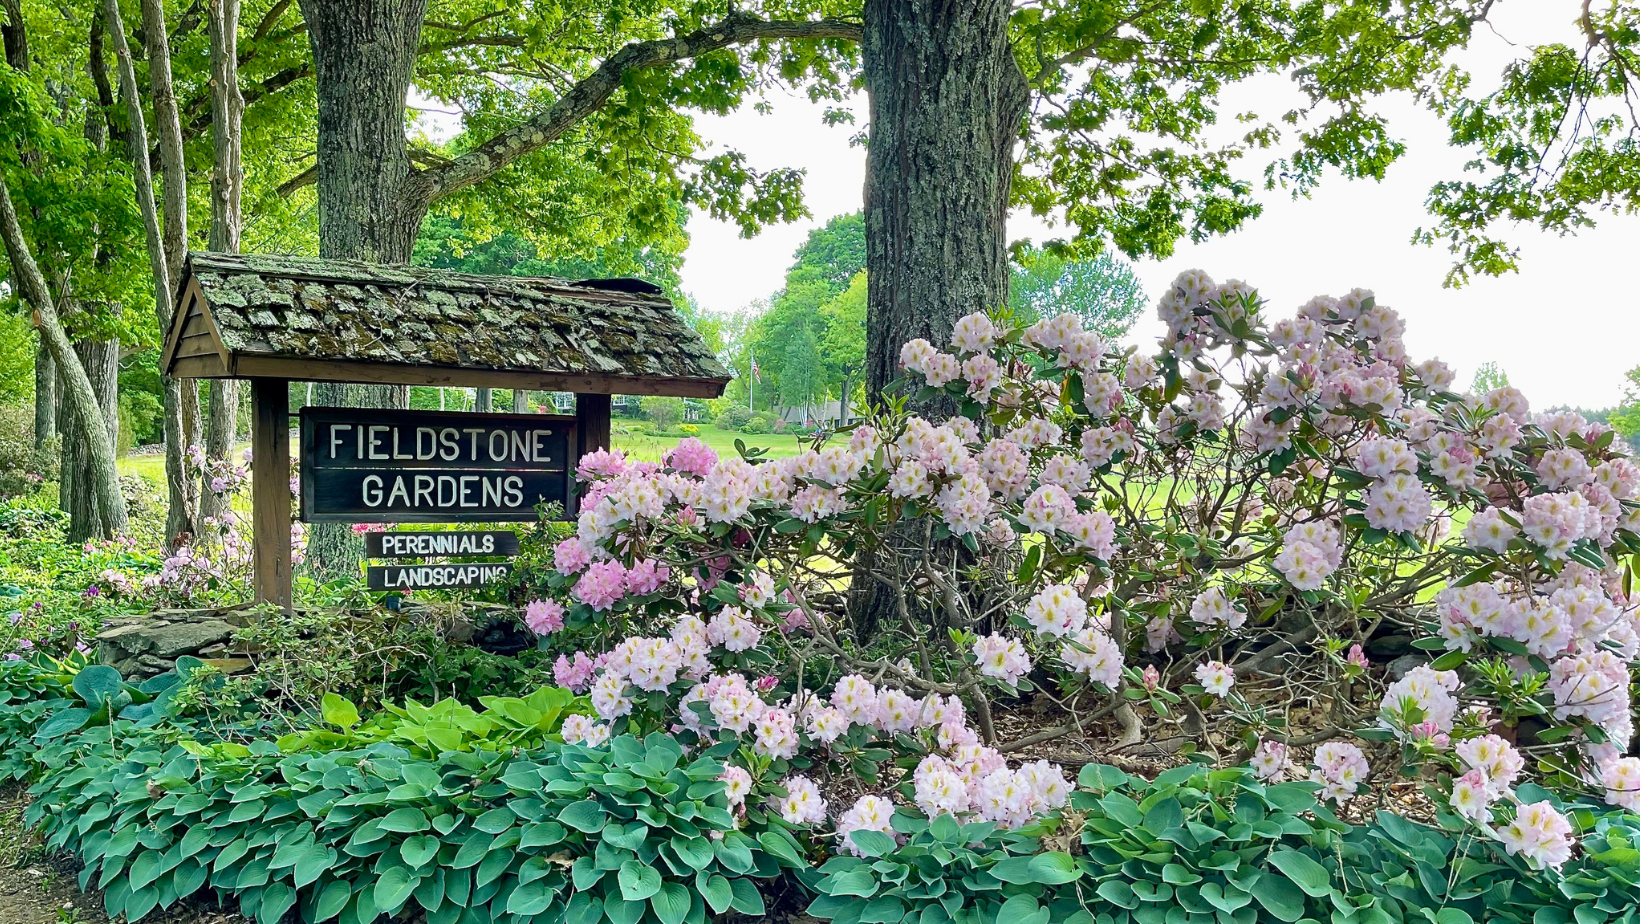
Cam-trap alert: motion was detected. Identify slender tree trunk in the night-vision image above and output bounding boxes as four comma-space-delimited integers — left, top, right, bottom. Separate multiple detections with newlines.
59, 334, 121, 542
852, 0, 1027, 636
201, 0, 244, 526
0, 179, 126, 538
513, 389, 528, 413
475, 388, 492, 412
297, 0, 430, 580
32, 343, 54, 454
860, 0, 1026, 406
104, 0, 199, 544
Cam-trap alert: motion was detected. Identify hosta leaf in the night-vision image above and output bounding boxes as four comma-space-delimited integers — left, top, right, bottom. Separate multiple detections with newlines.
314, 879, 352, 922
379, 808, 429, 833
560, 800, 606, 833
729, 876, 766, 916
651, 881, 692, 924
508, 881, 558, 916
1028, 852, 1082, 885
1251, 872, 1308, 922
1269, 849, 1332, 898
400, 835, 439, 869
701, 873, 734, 914
619, 860, 662, 901
373, 866, 420, 914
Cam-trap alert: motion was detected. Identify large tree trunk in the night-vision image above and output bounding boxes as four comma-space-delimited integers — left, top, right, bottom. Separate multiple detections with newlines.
860, 0, 1026, 405
852, 0, 1027, 639
201, 0, 244, 527
297, 0, 429, 580
0, 180, 126, 538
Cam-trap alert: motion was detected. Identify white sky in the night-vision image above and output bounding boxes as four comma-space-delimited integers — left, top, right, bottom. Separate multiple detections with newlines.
677, 1, 1640, 409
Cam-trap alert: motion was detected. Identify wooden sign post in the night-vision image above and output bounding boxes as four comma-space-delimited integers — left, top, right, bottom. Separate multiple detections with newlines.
251, 378, 292, 610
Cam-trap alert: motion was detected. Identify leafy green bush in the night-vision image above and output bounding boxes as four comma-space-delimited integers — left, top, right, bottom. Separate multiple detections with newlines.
273, 686, 589, 757
740, 415, 772, 435
715, 406, 752, 430
805, 761, 1640, 924
0, 402, 45, 498
27, 724, 800, 924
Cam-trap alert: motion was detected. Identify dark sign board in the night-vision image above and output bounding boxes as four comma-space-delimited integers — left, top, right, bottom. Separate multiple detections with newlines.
366, 562, 513, 591
364, 530, 521, 558
299, 408, 575, 523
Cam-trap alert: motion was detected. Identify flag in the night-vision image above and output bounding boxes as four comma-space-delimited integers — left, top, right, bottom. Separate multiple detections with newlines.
750, 352, 761, 382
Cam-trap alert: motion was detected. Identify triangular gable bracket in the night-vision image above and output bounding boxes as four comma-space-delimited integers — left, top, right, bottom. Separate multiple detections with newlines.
159, 273, 232, 378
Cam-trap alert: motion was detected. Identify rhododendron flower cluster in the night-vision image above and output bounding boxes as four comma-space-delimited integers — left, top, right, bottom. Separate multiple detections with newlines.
1310, 742, 1370, 802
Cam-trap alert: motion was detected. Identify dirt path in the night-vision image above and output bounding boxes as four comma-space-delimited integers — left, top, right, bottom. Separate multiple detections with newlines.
0, 791, 244, 924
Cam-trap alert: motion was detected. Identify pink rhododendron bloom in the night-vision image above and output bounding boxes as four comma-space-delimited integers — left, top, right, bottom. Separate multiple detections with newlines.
837, 795, 896, 856
973, 634, 1031, 686
719, 766, 753, 809
1310, 742, 1370, 802
524, 599, 565, 635
1251, 740, 1289, 781
573, 560, 627, 611
1061, 629, 1123, 688
554, 652, 596, 692
666, 437, 718, 476
1188, 587, 1246, 631
773, 776, 827, 825
576, 448, 627, 481
624, 558, 669, 596
1194, 660, 1235, 697
554, 538, 593, 575
1023, 584, 1087, 637
1499, 801, 1574, 870
1599, 757, 1640, 812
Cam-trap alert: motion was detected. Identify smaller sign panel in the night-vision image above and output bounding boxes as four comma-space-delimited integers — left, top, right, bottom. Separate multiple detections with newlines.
367, 562, 513, 591
364, 530, 520, 559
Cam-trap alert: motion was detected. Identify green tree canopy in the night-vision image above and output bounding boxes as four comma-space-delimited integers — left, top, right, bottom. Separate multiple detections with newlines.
1008, 246, 1146, 339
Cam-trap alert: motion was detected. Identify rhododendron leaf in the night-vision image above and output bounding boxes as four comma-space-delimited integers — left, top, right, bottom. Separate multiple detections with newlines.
1428, 650, 1468, 671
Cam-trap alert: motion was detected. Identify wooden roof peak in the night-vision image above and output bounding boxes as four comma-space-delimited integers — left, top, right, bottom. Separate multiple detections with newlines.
160, 251, 730, 398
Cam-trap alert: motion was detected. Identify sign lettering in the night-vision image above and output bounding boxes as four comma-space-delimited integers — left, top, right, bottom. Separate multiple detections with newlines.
299, 408, 576, 522
366, 563, 513, 591
363, 530, 521, 558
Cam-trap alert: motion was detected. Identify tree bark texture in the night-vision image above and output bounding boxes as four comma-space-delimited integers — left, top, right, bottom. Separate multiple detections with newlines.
298, 0, 428, 263
860, 0, 1027, 405
140, 0, 189, 291
201, 0, 245, 526
474, 388, 492, 412
104, 0, 198, 544
0, 179, 126, 538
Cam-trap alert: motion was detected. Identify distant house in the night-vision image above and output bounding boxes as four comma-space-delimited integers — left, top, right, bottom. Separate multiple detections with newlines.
777, 400, 848, 427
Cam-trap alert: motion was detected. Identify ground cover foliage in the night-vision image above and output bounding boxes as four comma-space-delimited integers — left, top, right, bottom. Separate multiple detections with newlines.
3, 271, 1640, 922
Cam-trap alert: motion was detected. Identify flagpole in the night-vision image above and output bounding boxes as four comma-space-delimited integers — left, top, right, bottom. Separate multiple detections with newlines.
749, 350, 755, 411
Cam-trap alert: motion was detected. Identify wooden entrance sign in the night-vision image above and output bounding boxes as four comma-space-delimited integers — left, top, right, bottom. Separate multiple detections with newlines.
159, 252, 731, 609
298, 408, 575, 522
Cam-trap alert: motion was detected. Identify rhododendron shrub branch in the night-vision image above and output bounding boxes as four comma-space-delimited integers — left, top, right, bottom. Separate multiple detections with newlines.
526, 269, 1639, 834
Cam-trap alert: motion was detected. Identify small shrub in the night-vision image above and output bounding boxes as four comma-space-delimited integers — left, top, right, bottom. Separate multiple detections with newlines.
0, 402, 45, 499
679, 423, 699, 435
716, 406, 752, 430
740, 415, 771, 434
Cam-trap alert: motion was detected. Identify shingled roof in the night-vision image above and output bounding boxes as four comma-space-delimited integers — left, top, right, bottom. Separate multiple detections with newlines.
159, 251, 730, 397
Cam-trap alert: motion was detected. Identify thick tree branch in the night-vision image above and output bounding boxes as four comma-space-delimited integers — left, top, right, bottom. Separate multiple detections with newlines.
401, 14, 862, 209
